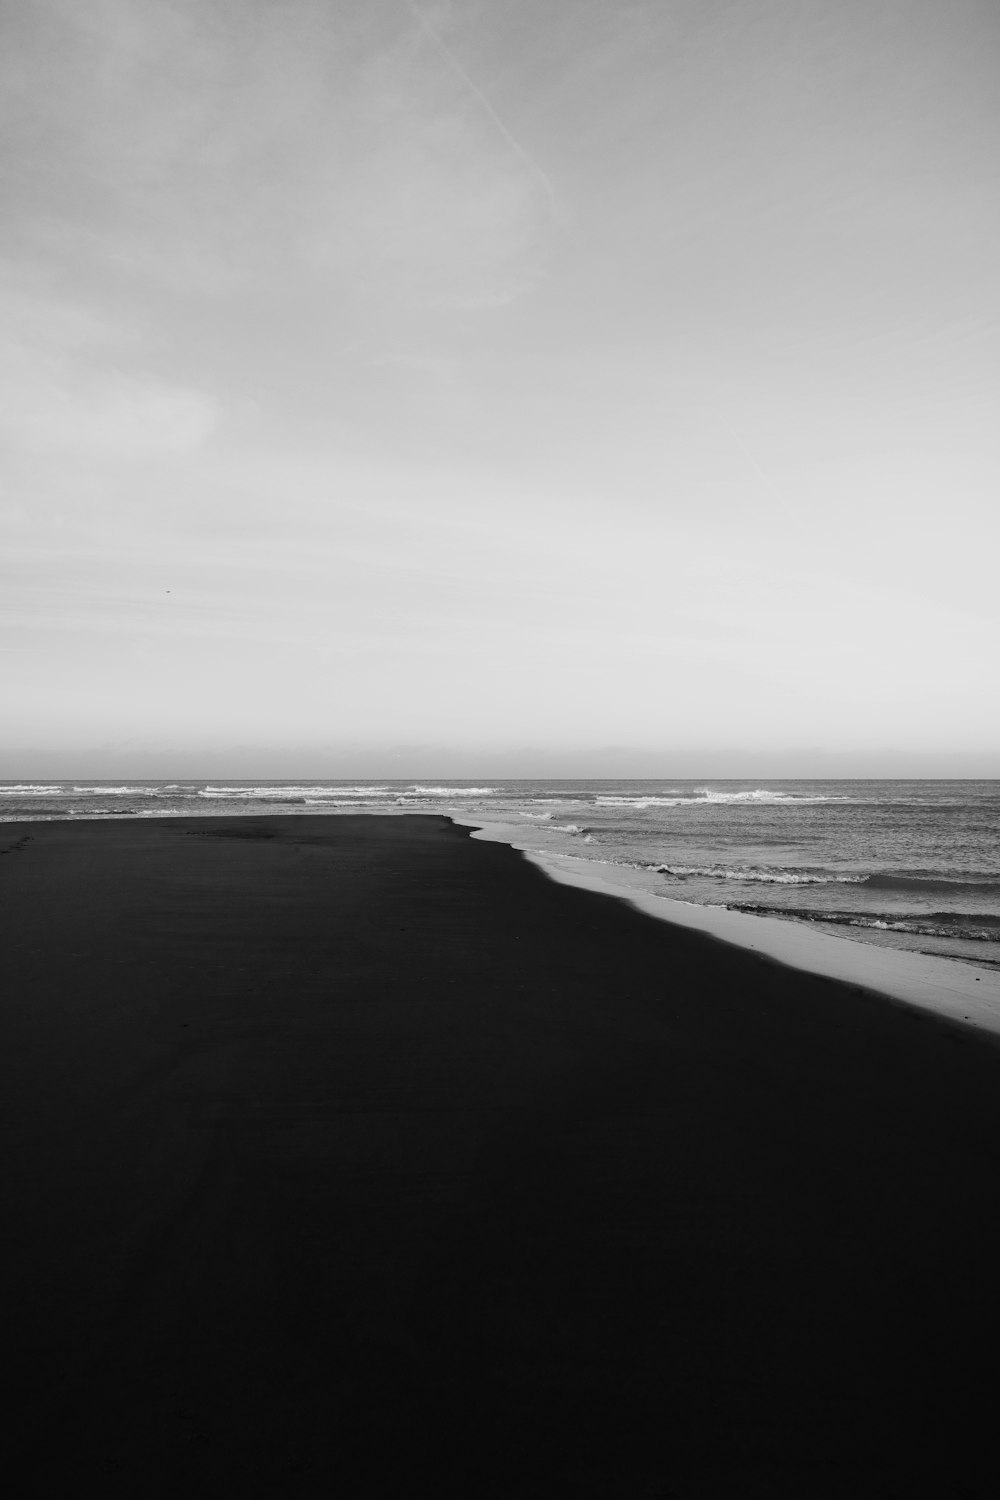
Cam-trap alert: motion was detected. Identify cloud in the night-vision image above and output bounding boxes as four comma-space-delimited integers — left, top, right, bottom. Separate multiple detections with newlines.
0, 272, 218, 458
2, 0, 555, 314
1, 362, 217, 458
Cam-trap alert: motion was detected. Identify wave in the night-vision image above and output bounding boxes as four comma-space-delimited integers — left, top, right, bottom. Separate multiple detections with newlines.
651, 864, 1000, 893
303, 798, 398, 807
0, 784, 165, 797
595, 797, 692, 808
199, 785, 393, 799
0, 806, 73, 818
655, 864, 864, 885
595, 789, 847, 809
862, 872, 1000, 896
551, 823, 584, 834
71, 785, 160, 795
728, 903, 1000, 943
244, 784, 499, 802
0, 784, 66, 794
527, 797, 586, 806
693, 787, 848, 804
405, 786, 499, 797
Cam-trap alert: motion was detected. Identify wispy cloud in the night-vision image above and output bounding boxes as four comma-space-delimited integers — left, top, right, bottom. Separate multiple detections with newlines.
0, 272, 217, 459
2, 0, 555, 316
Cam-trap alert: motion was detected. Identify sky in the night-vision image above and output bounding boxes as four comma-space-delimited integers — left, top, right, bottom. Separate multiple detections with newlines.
2, 0, 999, 776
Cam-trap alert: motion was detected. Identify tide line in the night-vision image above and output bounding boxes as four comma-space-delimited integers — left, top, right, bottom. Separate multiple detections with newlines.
458, 818, 1000, 1040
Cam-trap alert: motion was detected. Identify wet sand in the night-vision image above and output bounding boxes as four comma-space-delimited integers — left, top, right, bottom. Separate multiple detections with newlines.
3, 814, 1000, 1497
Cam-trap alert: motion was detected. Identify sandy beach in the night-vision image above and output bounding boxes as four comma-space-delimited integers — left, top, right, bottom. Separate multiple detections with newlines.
4, 814, 1000, 1496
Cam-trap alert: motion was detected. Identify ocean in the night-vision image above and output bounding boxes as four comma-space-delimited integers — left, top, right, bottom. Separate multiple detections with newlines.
2, 778, 998, 974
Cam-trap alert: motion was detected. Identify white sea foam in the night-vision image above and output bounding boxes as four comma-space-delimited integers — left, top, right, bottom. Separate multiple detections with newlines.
0, 784, 158, 796
304, 798, 399, 807
595, 796, 691, 808
0, 784, 66, 794
693, 788, 849, 804
407, 786, 498, 796
551, 823, 583, 834
199, 784, 392, 799
596, 789, 848, 809
196, 783, 499, 802
655, 863, 865, 885
71, 785, 157, 795
318, 785, 392, 794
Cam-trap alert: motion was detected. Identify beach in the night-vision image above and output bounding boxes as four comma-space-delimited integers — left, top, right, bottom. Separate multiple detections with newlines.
4, 813, 1000, 1496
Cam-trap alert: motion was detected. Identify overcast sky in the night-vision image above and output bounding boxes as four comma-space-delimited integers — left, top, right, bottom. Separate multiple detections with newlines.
3, 0, 999, 775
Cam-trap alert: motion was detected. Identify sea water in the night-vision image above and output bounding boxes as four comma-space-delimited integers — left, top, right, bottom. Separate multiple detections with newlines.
2, 779, 998, 973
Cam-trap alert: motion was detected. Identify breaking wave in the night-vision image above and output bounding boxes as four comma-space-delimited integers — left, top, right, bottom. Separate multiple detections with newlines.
0, 784, 66, 795
595, 789, 848, 809
71, 785, 158, 795
728, 904, 1000, 944
651, 865, 1000, 893
655, 864, 864, 885
406, 786, 498, 797
0, 784, 166, 797
199, 785, 393, 799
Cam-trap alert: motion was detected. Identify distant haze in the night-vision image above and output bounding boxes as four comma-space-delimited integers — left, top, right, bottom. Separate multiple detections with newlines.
3, 1, 998, 774
3, 746, 998, 784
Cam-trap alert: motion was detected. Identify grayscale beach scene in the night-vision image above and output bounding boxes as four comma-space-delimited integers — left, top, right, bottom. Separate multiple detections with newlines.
3, 1, 999, 1495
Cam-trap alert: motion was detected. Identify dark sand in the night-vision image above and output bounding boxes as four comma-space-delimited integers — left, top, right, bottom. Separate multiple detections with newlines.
3, 815, 1000, 1497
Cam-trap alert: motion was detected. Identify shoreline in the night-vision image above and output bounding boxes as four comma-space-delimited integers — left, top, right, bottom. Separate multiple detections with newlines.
457, 816, 1000, 1038
4, 801, 999, 1030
